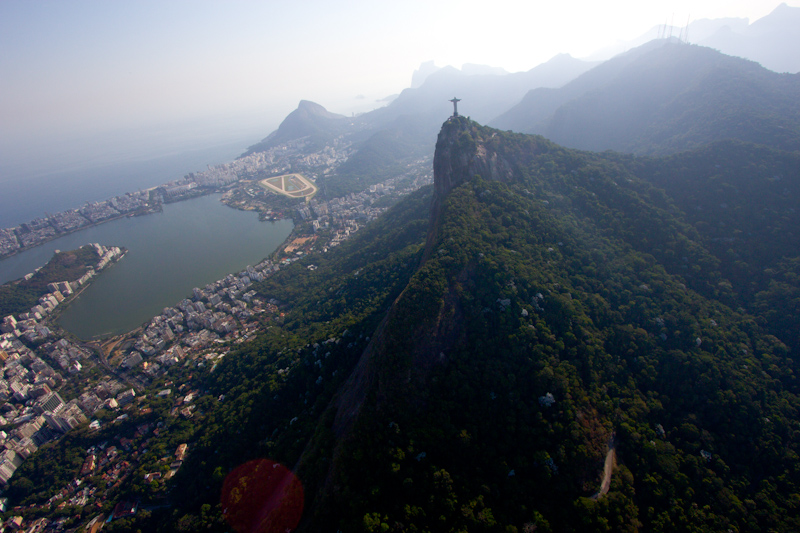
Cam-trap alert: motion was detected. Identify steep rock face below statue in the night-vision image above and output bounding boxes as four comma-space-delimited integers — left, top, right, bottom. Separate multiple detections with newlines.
432, 116, 516, 202
426, 116, 551, 261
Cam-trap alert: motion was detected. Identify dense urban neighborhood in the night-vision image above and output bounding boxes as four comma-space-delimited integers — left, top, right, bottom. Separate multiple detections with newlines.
0, 132, 432, 530
0, 133, 429, 261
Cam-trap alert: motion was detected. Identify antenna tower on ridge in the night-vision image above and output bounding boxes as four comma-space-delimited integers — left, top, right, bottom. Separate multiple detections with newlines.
684, 15, 690, 43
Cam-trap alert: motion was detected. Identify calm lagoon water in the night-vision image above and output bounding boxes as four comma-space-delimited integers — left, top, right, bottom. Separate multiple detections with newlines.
0, 195, 292, 339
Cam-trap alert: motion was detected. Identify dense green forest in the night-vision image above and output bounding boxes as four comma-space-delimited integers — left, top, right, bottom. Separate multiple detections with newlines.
129, 117, 800, 531
10, 117, 800, 532
289, 119, 800, 531
634, 143, 800, 353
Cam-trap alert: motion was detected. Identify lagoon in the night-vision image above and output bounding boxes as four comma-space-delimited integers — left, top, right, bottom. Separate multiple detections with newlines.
0, 194, 292, 339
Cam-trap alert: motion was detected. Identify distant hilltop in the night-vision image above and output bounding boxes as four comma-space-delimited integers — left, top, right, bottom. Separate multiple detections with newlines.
491, 40, 800, 155
242, 100, 348, 156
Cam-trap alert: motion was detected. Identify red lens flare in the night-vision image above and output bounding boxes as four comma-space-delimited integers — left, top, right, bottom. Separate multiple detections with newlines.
221, 459, 304, 533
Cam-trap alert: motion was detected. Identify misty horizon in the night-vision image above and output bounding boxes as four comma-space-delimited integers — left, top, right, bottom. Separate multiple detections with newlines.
2, 1, 797, 181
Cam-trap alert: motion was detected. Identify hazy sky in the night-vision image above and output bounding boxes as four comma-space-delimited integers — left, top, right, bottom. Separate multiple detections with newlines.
1, 0, 796, 172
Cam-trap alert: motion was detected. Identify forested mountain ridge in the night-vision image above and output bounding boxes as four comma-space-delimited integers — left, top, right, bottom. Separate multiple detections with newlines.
633, 142, 800, 353
491, 41, 800, 155
155, 117, 800, 532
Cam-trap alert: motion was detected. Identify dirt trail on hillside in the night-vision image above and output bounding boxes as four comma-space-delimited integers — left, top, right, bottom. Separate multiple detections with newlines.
592, 434, 617, 500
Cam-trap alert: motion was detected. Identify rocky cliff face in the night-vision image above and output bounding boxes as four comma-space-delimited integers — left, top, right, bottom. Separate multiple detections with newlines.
432, 116, 515, 202
426, 116, 521, 261
327, 118, 533, 454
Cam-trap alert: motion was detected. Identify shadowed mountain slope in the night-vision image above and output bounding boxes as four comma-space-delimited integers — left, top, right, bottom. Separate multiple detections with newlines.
159, 117, 800, 532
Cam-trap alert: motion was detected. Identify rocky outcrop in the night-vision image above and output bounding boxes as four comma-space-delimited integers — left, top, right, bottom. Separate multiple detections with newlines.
432, 116, 515, 202
425, 116, 517, 262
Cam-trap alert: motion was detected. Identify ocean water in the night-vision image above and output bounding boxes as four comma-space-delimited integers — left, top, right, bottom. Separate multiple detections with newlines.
0, 140, 247, 229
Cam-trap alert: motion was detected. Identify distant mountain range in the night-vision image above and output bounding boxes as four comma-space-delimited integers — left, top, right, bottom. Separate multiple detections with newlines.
587, 3, 800, 74
491, 40, 800, 155
245, 6, 800, 182
241, 53, 601, 199
699, 2, 800, 73
371, 53, 598, 127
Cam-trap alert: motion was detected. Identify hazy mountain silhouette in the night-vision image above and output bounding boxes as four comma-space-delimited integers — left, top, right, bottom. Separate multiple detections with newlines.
585, 18, 748, 61
585, 4, 800, 74
491, 41, 800, 154
241, 56, 598, 198
370, 54, 597, 129
699, 3, 800, 73
411, 60, 443, 88
242, 100, 348, 156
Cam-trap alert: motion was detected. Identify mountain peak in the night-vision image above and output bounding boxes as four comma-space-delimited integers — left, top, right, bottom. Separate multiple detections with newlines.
432, 117, 513, 203
295, 100, 344, 119
425, 118, 549, 262
411, 60, 442, 88
241, 100, 346, 156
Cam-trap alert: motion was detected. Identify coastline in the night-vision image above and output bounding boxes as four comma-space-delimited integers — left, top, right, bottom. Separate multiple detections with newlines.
0, 205, 161, 263
0, 185, 221, 263
0, 141, 265, 262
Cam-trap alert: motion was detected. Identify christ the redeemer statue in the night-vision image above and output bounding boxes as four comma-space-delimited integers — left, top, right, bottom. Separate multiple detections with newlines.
450, 97, 461, 117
